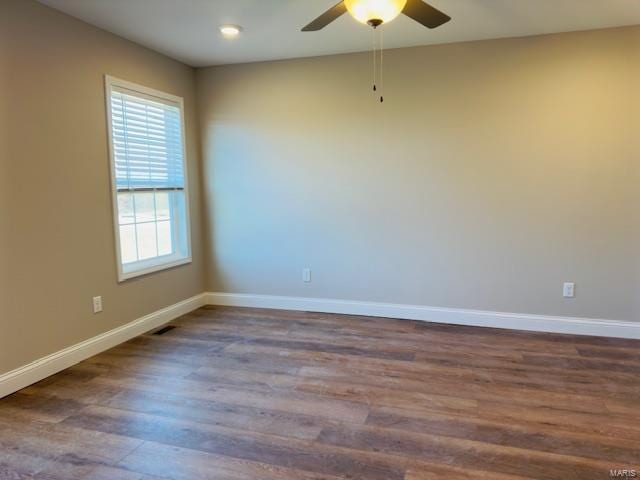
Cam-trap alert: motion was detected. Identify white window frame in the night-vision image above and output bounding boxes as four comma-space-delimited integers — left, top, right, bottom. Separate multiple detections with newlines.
104, 75, 192, 282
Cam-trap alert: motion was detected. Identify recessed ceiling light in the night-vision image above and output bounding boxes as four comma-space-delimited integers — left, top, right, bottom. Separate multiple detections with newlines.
220, 25, 242, 38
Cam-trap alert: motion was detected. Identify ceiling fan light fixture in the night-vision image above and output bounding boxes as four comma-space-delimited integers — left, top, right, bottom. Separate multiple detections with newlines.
344, 0, 408, 25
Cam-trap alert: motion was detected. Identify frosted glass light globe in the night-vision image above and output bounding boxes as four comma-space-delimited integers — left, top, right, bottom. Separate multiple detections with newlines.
344, 0, 407, 25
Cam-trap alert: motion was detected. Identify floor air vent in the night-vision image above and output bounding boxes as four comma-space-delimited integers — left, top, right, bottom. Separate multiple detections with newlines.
153, 326, 177, 335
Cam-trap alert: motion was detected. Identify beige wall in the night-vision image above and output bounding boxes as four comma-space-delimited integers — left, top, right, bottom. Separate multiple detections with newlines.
1, 8, 9, 345
0, 0, 205, 374
198, 26, 639, 322
635, 99, 640, 320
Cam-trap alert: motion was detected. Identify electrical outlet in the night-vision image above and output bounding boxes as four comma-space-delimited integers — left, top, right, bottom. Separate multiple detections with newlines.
302, 268, 311, 283
92, 296, 103, 313
563, 283, 575, 298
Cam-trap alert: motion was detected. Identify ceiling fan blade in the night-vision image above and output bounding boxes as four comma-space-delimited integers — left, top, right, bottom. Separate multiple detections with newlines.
301, 1, 347, 31
402, 0, 451, 29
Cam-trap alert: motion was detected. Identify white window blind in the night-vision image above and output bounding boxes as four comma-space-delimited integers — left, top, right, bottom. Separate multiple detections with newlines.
106, 77, 191, 281
110, 87, 185, 191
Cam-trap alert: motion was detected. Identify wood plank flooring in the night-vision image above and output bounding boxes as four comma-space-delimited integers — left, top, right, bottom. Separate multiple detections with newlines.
1, 306, 639, 479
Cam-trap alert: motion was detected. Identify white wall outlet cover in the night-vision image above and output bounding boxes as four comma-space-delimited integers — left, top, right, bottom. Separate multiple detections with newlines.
303, 268, 311, 283
563, 283, 575, 298
92, 296, 103, 313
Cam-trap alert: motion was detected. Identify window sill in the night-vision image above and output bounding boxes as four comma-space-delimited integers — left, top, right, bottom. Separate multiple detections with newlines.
118, 256, 192, 282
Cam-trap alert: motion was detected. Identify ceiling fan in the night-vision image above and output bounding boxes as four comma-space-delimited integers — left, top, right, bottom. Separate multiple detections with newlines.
302, 1, 451, 103
302, 0, 451, 31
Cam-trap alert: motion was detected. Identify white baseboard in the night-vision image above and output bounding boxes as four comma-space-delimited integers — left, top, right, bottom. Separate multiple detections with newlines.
2, 291, 637, 400
205, 292, 640, 340
0, 293, 207, 399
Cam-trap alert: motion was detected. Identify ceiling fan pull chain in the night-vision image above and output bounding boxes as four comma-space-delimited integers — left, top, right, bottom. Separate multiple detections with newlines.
372, 26, 377, 92
380, 28, 384, 103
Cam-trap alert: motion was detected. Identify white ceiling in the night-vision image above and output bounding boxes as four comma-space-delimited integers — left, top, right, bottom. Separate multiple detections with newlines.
39, 0, 640, 67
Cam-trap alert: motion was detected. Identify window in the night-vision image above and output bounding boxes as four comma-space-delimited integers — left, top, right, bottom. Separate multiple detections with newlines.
105, 76, 191, 281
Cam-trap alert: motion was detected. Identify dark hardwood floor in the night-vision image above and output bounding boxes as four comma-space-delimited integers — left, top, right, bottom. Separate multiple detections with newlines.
1, 306, 639, 479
